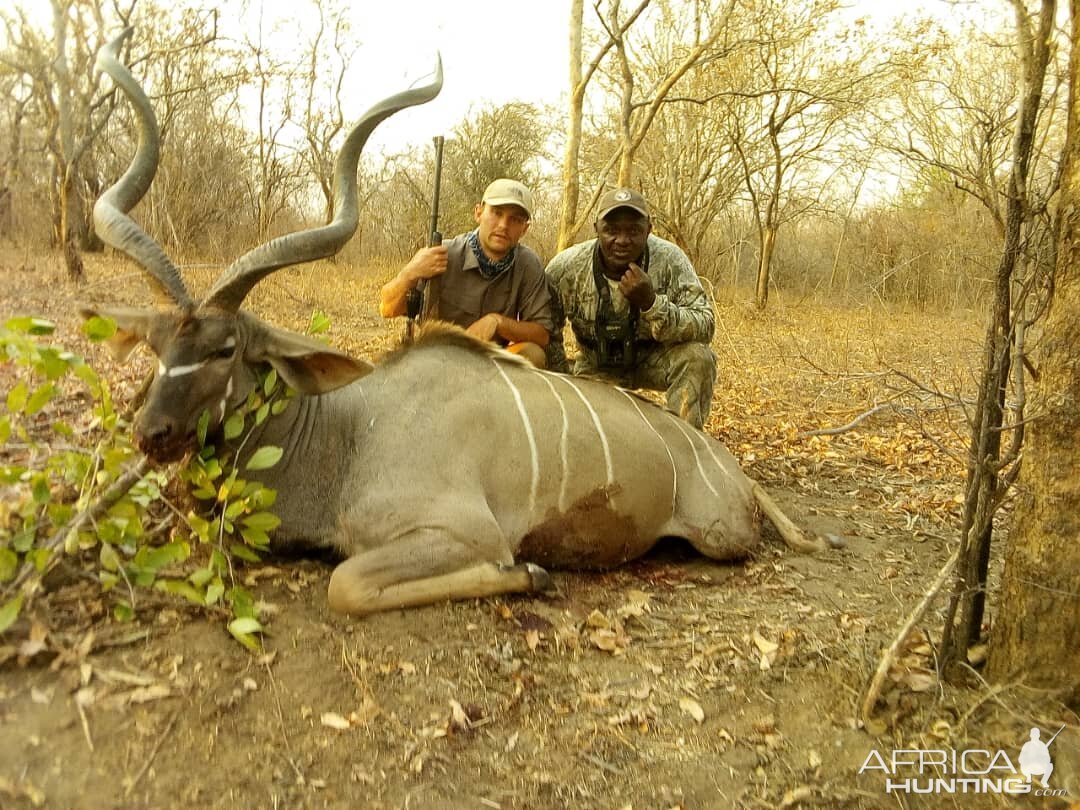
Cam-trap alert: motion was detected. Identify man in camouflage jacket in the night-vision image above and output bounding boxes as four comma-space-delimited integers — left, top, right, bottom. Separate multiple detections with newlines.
545, 188, 717, 429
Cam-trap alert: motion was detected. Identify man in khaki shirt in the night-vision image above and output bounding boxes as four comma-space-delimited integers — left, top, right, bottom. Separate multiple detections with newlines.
379, 179, 553, 367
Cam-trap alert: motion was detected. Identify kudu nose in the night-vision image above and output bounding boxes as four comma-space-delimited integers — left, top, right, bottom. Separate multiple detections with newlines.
136, 417, 180, 459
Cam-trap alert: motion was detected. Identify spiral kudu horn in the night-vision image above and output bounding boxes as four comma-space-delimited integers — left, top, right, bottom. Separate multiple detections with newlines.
94, 28, 194, 308
201, 55, 444, 313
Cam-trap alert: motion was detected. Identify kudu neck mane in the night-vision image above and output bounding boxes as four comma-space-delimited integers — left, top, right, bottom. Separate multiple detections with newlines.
380, 321, 531, 369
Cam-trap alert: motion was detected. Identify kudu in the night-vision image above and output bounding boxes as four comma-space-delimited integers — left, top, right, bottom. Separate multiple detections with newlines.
85, 31, 815, 618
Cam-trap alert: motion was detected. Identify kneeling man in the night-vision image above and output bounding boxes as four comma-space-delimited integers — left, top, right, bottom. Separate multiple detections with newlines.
380, 179, 552, 367
545, 188, 717, 428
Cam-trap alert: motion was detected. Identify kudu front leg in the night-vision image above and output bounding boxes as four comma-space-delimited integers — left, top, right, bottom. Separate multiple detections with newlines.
327, 531, 551, 617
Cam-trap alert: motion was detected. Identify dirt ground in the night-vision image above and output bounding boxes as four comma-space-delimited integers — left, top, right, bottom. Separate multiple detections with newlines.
1, 250, 1077, 809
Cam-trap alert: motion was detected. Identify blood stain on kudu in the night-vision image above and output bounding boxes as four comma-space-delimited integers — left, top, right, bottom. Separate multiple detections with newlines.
518, 485, 642, 570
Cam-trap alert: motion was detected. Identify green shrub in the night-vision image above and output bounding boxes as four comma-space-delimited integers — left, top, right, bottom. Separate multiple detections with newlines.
0, 315, 298, 651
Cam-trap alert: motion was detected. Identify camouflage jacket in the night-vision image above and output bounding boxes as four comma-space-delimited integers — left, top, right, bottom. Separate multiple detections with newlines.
544, 234, 715, 373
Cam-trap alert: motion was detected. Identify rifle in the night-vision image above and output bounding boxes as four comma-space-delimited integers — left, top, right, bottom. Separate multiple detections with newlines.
405, 135, 445, 341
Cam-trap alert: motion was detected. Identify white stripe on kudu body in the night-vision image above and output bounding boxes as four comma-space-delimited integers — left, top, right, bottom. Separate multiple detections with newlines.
552, 375, 614, 487
494, 360, 539, 519
619, 389, 678, 515
696, 428, 734, 483
535, 372, 570, 512
218, 376, 234, 423
671, 417, 719, 497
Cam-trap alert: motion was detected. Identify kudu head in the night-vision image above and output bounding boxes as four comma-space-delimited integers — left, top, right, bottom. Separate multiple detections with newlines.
83, 28, 442, 462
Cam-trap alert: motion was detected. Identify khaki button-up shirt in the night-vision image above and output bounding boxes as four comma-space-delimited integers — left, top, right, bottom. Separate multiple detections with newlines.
422, 233, 554, 338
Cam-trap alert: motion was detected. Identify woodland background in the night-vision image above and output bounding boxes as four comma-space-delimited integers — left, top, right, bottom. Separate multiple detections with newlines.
0, 0, 1066, 312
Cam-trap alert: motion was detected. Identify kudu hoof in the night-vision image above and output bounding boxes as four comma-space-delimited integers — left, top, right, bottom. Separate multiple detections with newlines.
523, 562, 553, 593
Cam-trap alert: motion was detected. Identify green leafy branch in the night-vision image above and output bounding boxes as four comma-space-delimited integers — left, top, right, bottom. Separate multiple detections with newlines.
0, 316, 148, 631
176, 364, 295, 650
0, 312, 322, 652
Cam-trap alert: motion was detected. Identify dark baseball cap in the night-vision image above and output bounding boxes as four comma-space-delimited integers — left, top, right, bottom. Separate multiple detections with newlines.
595, 188, 650, 222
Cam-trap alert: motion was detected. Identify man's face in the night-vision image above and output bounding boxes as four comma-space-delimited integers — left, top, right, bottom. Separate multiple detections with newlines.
474, 203, 530, 260
595, 209, 651, 277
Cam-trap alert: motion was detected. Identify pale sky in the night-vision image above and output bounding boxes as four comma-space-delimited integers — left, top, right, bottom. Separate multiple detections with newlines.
6, 0, 1003, 158
248, 0, 574, 154
3, 0, 574, 153
239, 0, 989, 154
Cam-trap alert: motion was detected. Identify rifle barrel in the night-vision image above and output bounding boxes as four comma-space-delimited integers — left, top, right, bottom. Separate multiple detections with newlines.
406, 135, 446, 329
430, 135, 445, 245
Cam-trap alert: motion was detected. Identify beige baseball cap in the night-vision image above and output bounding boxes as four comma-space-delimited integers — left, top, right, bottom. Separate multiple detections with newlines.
482, 178, 533, 219
595, 187, 650, 222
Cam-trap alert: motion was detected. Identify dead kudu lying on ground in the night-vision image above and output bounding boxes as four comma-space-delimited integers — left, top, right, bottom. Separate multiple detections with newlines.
83, 30, 824, 617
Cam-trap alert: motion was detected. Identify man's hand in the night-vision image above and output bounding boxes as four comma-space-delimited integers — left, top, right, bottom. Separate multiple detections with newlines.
379, 245, 449, 318
466, 313, 502, 342
404, 244, 449, 282
619, 262, 656, 311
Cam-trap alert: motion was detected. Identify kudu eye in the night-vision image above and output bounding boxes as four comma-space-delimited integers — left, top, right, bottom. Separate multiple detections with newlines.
215, 345, 236, 360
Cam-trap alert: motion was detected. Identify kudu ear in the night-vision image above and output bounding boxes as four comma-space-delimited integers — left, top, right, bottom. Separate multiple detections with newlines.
245, 320, 374, 395
79, 305, 172, 362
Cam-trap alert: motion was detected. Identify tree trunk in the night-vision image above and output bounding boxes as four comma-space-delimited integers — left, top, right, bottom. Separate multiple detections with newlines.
614, 0, 636, 190
0, 188, 11, 240
755, 226, 776, 309
59, 167, 85, 281
557, 0, 654, 244
52, 0, 85, 282
79, 167, 102, 251
939, 0, 1055, 677
0, 96, 27, 241
754, 130, 783, 311
616, 145, 634, 188
557, 0, 584, 252
987, 0, 1080, 697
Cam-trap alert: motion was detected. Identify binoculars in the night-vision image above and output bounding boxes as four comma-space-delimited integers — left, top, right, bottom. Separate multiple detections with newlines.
595, 319, 637, 370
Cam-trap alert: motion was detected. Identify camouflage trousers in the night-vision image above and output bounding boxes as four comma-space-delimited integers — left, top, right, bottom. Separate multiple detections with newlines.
574, 341, 717, 429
